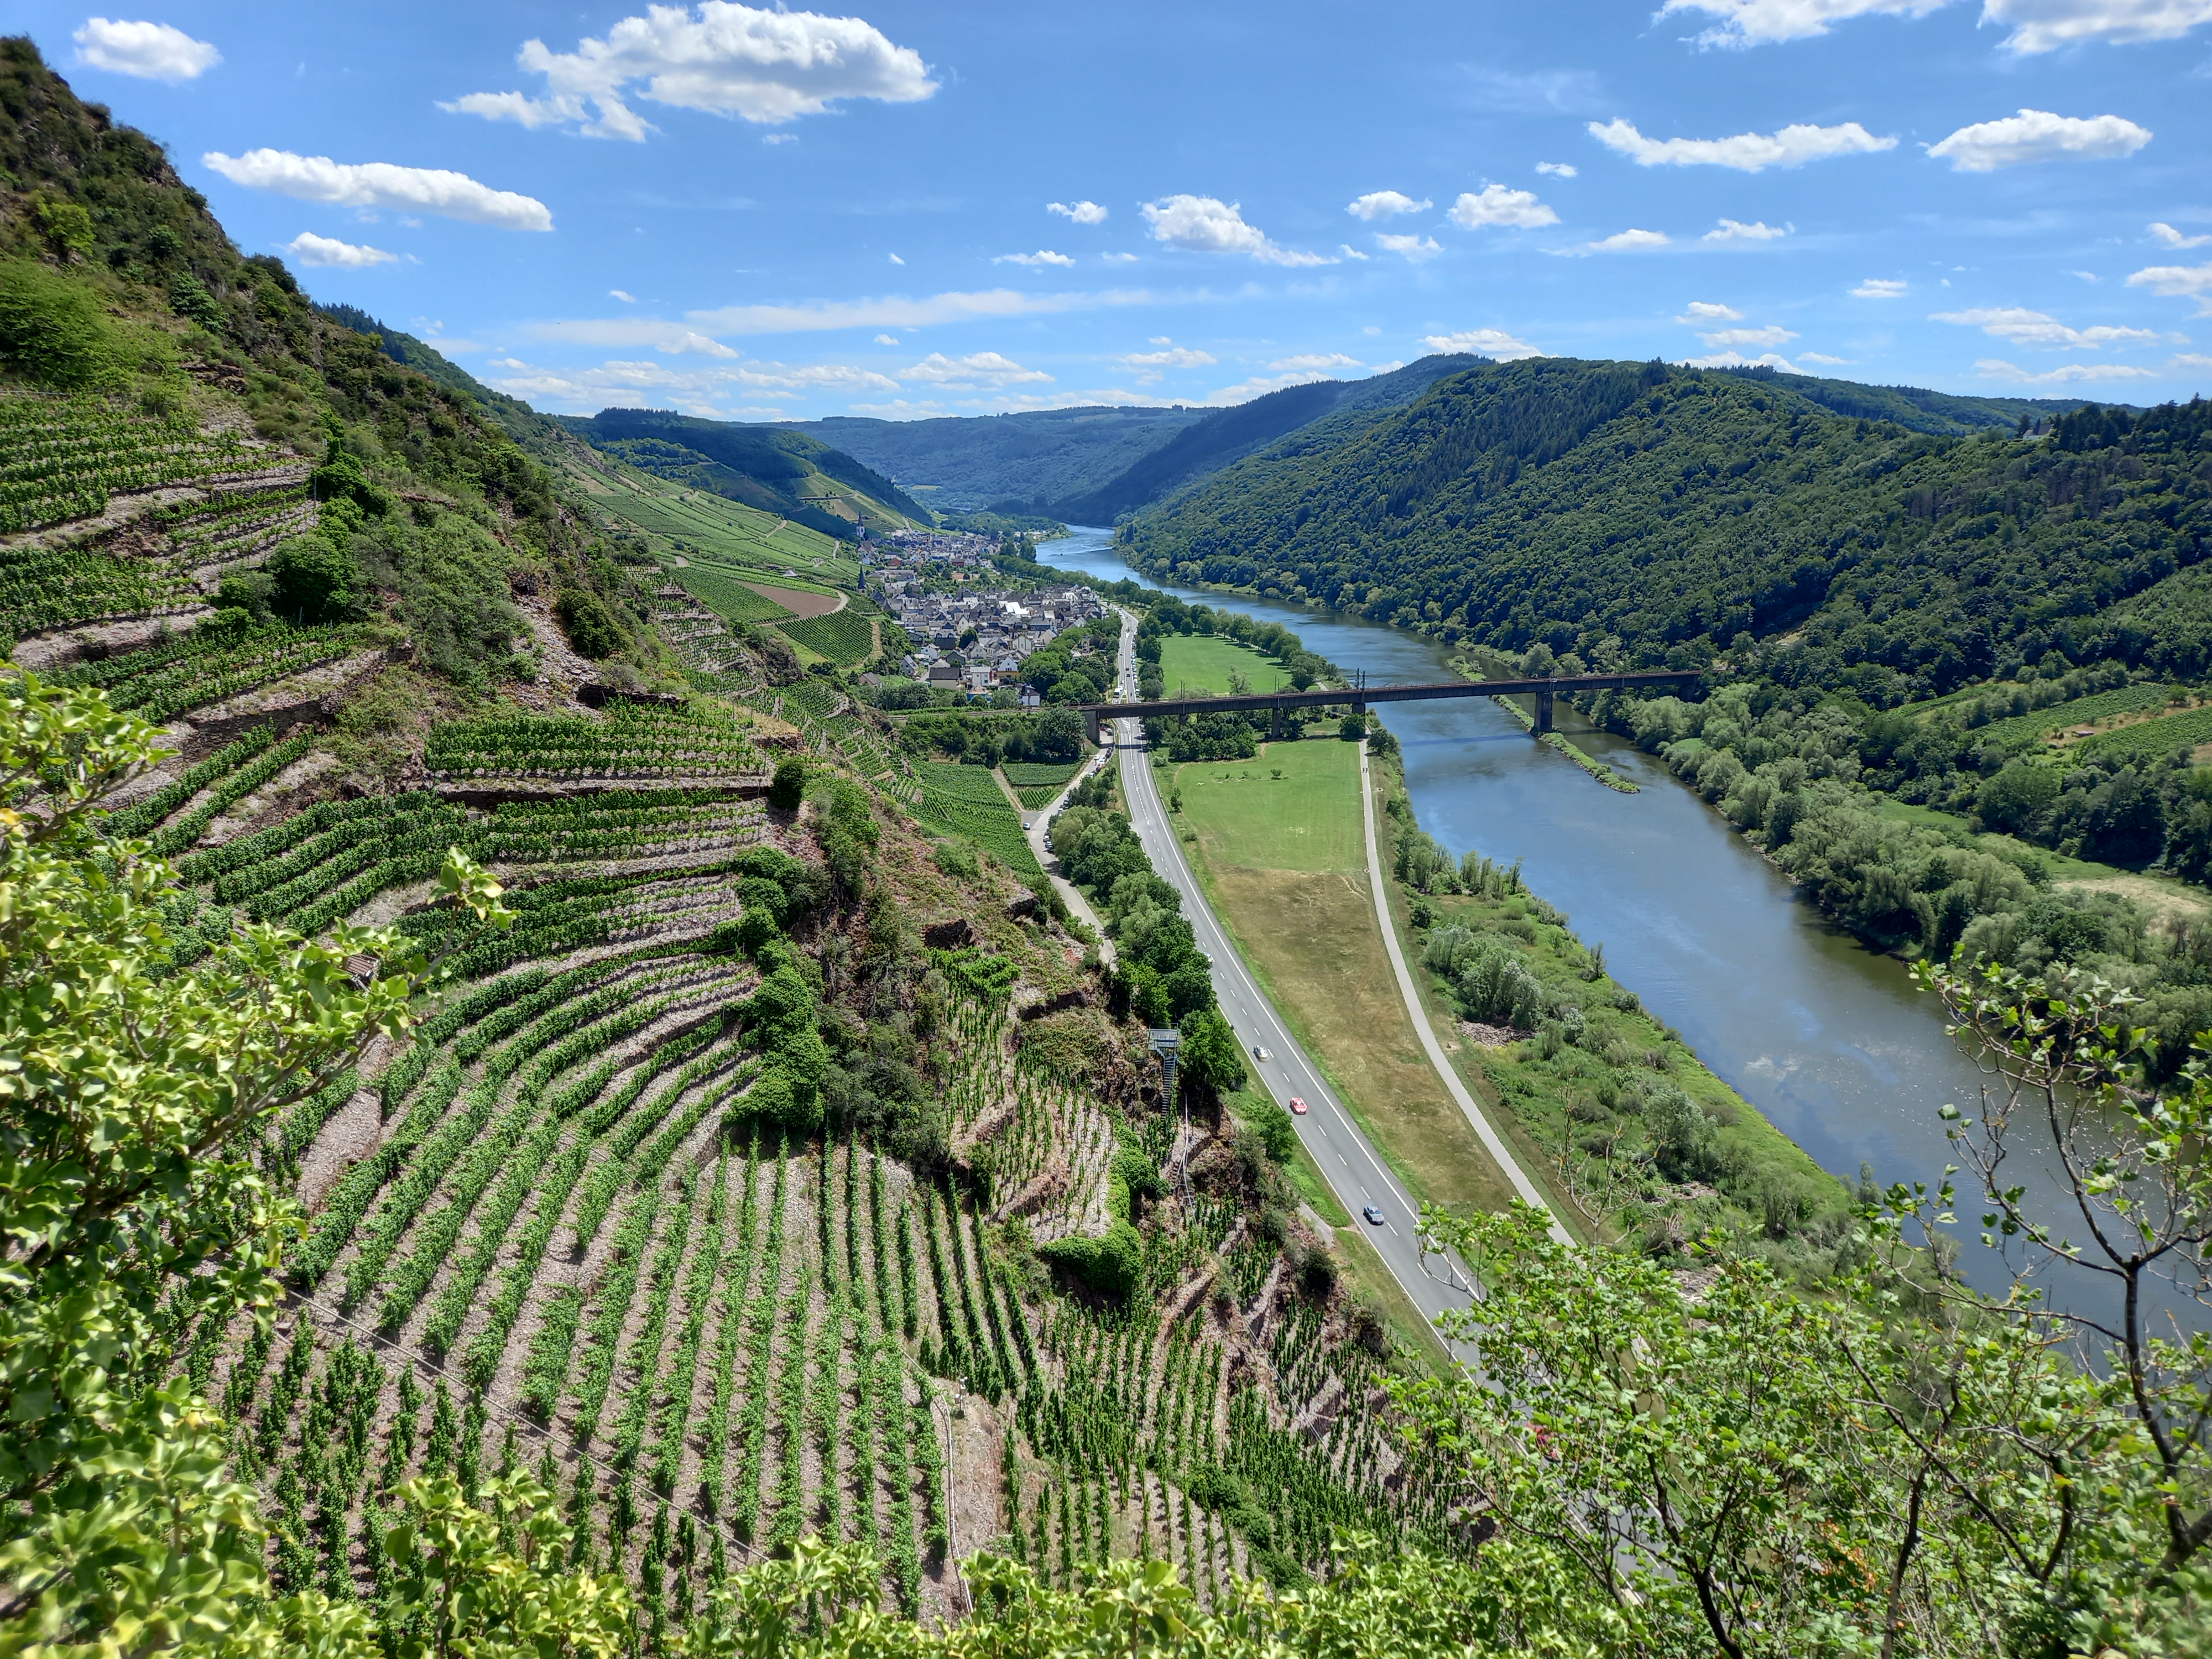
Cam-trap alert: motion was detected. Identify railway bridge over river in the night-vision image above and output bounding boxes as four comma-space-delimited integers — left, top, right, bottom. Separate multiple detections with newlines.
1079, 668, 1704, 747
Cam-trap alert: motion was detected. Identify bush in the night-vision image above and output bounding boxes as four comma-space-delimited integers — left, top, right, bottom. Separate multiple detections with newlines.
555, 585, 629, 659
0, 259, 130, 388
768, 758, 806, 810
264, 534, 359, 625
1039, 1219, 1141, 1297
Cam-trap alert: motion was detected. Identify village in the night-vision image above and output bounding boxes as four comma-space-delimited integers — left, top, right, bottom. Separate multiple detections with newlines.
862, 528, 1108, 696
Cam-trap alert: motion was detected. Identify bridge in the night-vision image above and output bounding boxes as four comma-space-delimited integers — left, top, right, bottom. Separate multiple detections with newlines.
1079, 669, 1702, 746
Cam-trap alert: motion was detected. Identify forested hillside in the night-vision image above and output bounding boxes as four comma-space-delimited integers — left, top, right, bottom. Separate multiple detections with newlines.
797, 405, 1207, 514
1125, 357, 2196, 703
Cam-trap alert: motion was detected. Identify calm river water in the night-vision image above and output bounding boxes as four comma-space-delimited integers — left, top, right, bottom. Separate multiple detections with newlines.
1042, 525, 2124, 1311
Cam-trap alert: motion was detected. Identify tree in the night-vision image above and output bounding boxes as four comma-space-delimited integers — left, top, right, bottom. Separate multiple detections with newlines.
1176, 1006, 1245, 1099
768, 757, 805, 811
0, 672, 512, 1655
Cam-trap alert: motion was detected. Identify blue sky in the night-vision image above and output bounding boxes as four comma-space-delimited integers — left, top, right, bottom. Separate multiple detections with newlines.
23, 1, 2212, 420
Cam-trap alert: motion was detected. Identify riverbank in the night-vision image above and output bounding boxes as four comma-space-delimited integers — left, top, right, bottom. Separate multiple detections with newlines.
1164, 734, 1535, 1224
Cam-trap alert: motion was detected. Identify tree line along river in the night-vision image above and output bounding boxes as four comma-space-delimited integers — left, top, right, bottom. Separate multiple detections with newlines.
1041, 525, 2145, 1319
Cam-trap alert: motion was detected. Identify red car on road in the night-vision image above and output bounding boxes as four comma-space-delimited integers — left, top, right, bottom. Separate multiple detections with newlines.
1288, 1096, 1309, 1115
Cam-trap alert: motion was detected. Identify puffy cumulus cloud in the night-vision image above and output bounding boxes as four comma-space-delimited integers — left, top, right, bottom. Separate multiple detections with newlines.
1535, 161, 1578, 177
1800, 351, 1849, 363
1983, 0, 2212, 54
1196, 371, 1344, 405
1376, 233, 1443, 262
900, 351, 1052, 387
1678, 301, 1745, 321
2151, 222, 2212, 249
1339, 244, 1370, 260
1974, 357, 2163, 383
1685, 349, 1799, 368
1705, 217, 1792, 241
1697, 324, 1799, 347
1928, 109, 2151, 171
2125, 260, 2212, 315
1119, 343, 1217, 367
1589, 116, 1895, 171
1100, 251, 1139, 263
761, 132, 796, 145
1270, 352, 1363, 371
1447, 185, 1557, 229
444, 3, 935, 140
1140, 195, 1333, 265
282, 232, 399, 269
873, 333, 900, 345
1657, 0, 1953, 48
994, 249, 1075, 268
1853, 277, 1908, 298
1932, 305, 2161, 347
73, 17, 220, 81
1048, 200, 1108, 223
610, 288, 638, 302
202, 150, 552, 231
1347, 190, 1432, 221
488, 352, 902, 413
1419, 328, 1546, 359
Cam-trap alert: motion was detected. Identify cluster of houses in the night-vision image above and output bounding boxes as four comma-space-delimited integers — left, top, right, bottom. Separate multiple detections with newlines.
860, 528, 1000, 573
880, 582, 1108, 698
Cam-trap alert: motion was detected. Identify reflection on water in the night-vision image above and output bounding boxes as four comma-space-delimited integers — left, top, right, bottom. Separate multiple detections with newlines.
1041, 526, 2151, 1316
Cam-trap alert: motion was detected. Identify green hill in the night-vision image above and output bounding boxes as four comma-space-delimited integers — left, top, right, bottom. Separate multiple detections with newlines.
562, 408, 928, 540
1124, 356, 2195, 705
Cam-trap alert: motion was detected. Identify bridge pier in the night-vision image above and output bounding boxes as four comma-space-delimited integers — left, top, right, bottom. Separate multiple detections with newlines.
1084, 708, 1102, 746
1535, 688, 1554, 735
1270, 700, 1284, 740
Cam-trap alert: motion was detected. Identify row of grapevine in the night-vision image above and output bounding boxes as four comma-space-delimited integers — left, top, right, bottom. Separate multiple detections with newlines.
0, 393, 272, 533
49, 623, 363, 724
427, 702, 766, 781
909, 760, 1044, 879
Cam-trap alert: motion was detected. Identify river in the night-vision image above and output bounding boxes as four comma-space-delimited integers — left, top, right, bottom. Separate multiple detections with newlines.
1041, 524, 2120, 1311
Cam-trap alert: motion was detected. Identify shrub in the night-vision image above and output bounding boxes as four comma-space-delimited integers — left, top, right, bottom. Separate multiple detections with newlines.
769, 758, 805, 810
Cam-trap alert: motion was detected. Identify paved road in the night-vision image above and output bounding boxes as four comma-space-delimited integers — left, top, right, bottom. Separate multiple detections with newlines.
1357, 743, 1575, 1246
1090, 610, 1478, 1349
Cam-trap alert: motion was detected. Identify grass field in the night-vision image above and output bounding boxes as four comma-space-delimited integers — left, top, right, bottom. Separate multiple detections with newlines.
1175, 739, 1362, 870
1157, 635, 1292, 696
1172, 740, 1520, 1217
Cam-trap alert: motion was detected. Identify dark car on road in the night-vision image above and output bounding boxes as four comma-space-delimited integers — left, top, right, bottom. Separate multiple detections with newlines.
1362, 1204, 1385, 1226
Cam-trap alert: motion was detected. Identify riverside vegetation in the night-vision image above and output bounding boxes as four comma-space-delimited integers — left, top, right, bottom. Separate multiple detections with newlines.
4, 31, 2212, 1658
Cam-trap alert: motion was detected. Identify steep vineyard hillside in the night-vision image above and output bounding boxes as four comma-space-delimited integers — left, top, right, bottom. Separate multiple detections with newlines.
0, 36, 1449, 1641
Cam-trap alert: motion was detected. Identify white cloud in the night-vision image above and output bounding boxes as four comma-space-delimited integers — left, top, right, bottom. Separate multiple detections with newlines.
2177, 353, 2212, 368
900, 351, 1052, 387
1141, 195, 1332, 265
1198, 371, 1342, 405
2070, 269, 2101, 281
873, 333, 900, 345
762, 132, 796, 145
282, 231, 398, 269
1686, 349, 1800, 369
1657, 0, 1953, 48
1678, 300, 1746, 321
1853, 277, 1908, 298
1347, 190, 1432, 221
2151, 221, 2212, 249
1535, 161, 1578, 177
1048, 200, 1108, 224
489, 351, 904, 414
888, 253, 904, 265
994, 249, 1076, 268
1705, 217, 1792, 241
201, 149, 553, 231
2125, 260, 2212, 315
1800, 351, 1849, 363
1376, 233, 1444, 262
1983, 0, 2212, 54
1698, 324, 1800, 347
1928, 109, 2151, 170
1420, 328, 1546, 359
1581, 228, 1672, 253
1100, 251, 1138, 263
1120, 345, 1217, 367
538, 286, 1155, 348
73, 17, 220, 80
1932, 305, 2161, 347
1974, 357, 2162, 383
1339, 244, 1370, 260
442, 3, 935, 140
1447, 185, 1558, 229
1270, 352, 1363, 371
610, 288, 638, 302
1589, 116, 1895, 171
